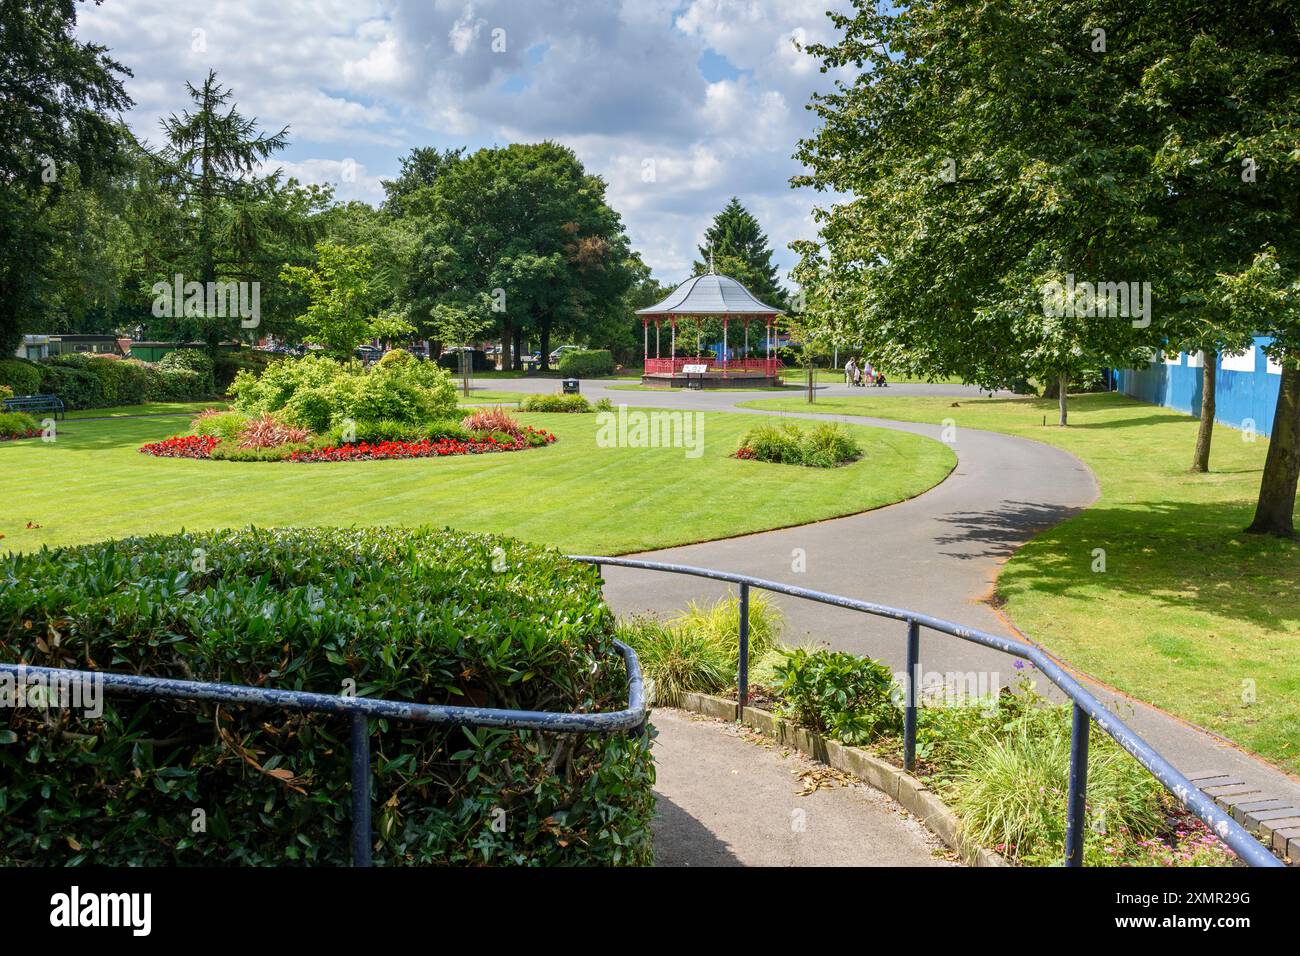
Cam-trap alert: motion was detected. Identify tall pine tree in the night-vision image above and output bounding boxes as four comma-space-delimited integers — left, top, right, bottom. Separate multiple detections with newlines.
692, 197, 787, 308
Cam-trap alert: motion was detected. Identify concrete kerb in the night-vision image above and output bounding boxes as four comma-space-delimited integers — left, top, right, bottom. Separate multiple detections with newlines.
677, 691, 1007, 867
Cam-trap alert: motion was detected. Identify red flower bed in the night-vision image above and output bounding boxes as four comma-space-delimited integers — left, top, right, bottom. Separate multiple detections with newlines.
140, 434, 219, 458
0, 429, 41, 442
289, 428, 556, 462
733, 446, 756, 460
138, 428, 557, 462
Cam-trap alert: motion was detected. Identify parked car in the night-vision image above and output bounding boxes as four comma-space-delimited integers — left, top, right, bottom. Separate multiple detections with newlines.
549, 345, 582, 363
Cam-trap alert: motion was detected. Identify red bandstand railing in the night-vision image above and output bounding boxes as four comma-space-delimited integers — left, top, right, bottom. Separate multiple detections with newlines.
644, 357, 783, 376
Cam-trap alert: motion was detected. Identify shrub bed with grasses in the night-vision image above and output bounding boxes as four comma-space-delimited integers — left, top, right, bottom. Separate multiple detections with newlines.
621, 594, 1238, 867
735, 421, 863, 467
0, 411, 40, 441
0, 527, 655, 865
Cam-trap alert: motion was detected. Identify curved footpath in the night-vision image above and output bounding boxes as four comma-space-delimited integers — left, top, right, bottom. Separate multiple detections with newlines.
496, 376, 1300, 862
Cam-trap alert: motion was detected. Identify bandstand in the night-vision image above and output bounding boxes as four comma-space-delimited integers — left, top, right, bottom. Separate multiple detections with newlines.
636, 270, 784, 388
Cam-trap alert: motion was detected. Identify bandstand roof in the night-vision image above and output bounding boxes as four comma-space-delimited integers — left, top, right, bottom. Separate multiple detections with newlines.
636, 272, 783, 318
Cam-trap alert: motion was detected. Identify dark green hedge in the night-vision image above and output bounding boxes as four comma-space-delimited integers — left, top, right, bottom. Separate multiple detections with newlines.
557, 349, 615, 378
0, 359, 42, 396
0, 527, 655, 866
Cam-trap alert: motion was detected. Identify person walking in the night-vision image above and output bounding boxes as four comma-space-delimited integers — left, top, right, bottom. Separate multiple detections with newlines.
844, 356, 856, 386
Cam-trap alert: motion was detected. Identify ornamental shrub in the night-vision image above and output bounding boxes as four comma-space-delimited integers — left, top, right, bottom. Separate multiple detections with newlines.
520, 393, 591, 413
557, 349, 614, 378
737, 421, 862, 468
0, 411, 39, 438
37, 364, 104, 409
192, 409, 251, 443
231, 355, 457, 432
462, 406, 525, 439
774, 648, 902, 746
159, 348, 216, 392
0, 527, 655, 865
0, 359, 41, 396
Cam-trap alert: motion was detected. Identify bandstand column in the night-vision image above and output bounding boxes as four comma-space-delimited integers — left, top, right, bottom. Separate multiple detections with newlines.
723, 316, 729, 373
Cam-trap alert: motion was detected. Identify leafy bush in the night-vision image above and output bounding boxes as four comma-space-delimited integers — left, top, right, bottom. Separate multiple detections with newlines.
0, 527, 654, 865
616, 616, 732, 705
0, 411, 39, 439
462, 406, 525, 439
617, 595, 783, 704
774, 648, 902, 745
191, 409, 251, 443
148, 367, 208, 402
85, 355, 152, 406
945, 707, 1164, 864
520, 393, 591, 413
208, 441, 309, 462
159, 348, 216, 392
594, 396, 614, 412
737, 421, 863, 468
37, 364, 103, 409
0, 359, 41, 396
213, 349, 272, 388
557, 349, 614, 378
231, 355, 457, 432
236, 413, 312, 449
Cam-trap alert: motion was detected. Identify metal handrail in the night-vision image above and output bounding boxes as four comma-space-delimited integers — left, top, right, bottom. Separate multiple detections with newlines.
571, 555, 1283, 868
0, 640, 646, 867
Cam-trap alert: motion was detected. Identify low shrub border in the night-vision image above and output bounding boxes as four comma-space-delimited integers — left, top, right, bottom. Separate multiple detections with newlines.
0, 527, 655, 865
520, 393, 592, 413
734, 421, 863, 468
0, 411, 40, 441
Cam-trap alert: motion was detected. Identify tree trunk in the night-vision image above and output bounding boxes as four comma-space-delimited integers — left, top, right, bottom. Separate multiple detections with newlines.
539, 323, 552, 373
500, 316, 512, 372
1057, 371, 1069, 426
1246, 363, 1300, 537
806, 360, 815, 404
512, 328, 523, 371
1191, 353, 1216, 473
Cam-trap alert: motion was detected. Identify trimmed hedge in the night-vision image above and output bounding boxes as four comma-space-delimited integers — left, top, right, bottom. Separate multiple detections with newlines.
520, 393, 592, 413
0, 527, 654, 865
557, 349, 614, 378
0, 359, 41, 396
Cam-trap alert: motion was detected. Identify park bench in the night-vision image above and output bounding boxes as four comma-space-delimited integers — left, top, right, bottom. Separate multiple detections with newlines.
3, 393, 65, 420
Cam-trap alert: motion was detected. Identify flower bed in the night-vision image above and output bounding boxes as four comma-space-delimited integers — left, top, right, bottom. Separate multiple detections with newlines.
289, 429, 556, 462
139, 434, 219, 458
140, 427, 556, 461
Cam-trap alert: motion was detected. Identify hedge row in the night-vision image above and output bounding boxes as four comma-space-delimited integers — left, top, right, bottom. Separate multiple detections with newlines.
0, 353, 213, 410
557, 349, 615, 378
0, 527, 655, 866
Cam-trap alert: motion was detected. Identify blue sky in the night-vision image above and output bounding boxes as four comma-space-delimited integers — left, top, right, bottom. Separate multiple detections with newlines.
78, 0, 855, 284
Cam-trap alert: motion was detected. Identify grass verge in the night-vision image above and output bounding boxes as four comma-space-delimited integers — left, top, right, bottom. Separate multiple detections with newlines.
1, 407, 954, 557
739, 391, 1300, 773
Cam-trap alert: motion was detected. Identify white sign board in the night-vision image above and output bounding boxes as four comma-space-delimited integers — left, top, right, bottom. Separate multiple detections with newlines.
682, 364, 708, 374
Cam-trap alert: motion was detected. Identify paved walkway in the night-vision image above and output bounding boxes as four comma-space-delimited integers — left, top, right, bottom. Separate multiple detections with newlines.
489, 375, 1300, 828
652, 708, 953, 866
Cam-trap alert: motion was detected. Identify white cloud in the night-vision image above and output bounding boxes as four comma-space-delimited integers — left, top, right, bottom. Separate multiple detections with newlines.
76, 0, 856, 284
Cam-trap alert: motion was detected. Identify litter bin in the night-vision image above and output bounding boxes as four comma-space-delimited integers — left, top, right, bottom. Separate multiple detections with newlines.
562, 378, 580, 394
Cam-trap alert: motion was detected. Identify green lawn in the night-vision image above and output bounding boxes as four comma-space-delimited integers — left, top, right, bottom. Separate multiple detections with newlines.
456, 390, 528, 404
64, 400, 228, 420
0, 408, 954, 558
741, 391, 1300, 773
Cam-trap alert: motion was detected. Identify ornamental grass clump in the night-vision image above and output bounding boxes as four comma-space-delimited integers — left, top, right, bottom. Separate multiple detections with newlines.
0, 527, 654, 865
736, 421, 862, 467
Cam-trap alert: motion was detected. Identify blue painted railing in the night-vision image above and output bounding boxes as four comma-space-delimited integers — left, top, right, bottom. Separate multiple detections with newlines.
0, 641, 647, 867
573, 555, 1283, 868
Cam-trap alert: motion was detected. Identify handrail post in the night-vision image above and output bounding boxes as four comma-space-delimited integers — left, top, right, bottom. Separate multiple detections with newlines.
737, 583, 750, 713
904, 619, 920, 771
350, 712, 373, 867
1065, 703, 1089, 867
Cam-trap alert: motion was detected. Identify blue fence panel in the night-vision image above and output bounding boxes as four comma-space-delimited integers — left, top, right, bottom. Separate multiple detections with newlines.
1119, 335, 1281, 437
